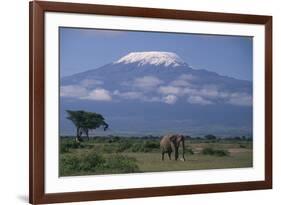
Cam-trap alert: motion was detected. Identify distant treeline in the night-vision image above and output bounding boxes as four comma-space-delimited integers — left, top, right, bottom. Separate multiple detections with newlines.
60, 134, 252, 141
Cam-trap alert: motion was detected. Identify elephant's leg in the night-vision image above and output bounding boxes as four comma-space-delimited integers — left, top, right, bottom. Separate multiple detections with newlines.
162, 152, 164, 161
175, 147, 179, 160
168, 152, 171, 160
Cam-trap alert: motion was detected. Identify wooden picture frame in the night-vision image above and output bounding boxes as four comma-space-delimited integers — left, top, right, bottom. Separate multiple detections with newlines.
29, 1, 272, 204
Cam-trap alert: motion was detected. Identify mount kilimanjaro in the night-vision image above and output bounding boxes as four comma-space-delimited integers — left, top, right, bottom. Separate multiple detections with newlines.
60, 51, 252, 137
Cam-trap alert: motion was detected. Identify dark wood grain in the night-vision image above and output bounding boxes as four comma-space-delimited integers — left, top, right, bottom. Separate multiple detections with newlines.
29, 1, 45, 204
37, 1, 270, 24
29, 1, 272, 204
264, 17, 273, 187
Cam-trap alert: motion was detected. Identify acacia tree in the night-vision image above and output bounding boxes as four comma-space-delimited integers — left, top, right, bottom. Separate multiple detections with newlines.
66, 110, 109, 142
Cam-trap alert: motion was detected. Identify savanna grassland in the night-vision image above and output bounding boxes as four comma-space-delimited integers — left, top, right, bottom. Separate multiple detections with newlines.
59, 136, 253, 176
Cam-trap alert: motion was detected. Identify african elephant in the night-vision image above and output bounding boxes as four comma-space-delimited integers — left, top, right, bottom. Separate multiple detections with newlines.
160, 134, 186, 161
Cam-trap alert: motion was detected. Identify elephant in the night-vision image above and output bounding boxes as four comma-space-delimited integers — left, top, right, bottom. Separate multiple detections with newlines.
160, 134, 186, 161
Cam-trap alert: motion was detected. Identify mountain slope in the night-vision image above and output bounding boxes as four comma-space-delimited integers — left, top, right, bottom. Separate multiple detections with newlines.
60, 51, 252, 136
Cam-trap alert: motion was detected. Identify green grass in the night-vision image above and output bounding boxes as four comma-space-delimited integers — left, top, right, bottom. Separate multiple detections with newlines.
59, 136, 253, 176
201, 147, 230, 156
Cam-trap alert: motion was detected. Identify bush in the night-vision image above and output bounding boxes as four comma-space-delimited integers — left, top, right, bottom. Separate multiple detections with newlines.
60, 151, 140, 176
204, 134, 217, 140
201, 147, 229, 157
239, 144, 247, 148
60, 151, 105, 175
60, 145, 70, 154
103, 140, 144, 153
143, 141, 159, 149
102, 144, 116, 153
116, 141, 133, 152
108, 136, 120, 143
60, 140, 84, 153
100, 155, 139, 173
60, 155, 81, 174
80, 152, 106, 171
130, 141, 159, 153
186, 148, 194, 155
131, 143, 144, 152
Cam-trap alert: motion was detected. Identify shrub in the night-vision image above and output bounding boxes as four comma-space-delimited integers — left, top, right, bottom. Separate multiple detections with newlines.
239, 144, 247, 148
60, 145, 70, 154
100, 155, 139, 173
60, 151, 105, 175
60, 151, 140, 176
204, 134, 217, 140
202, 147, 214, 155
102, 144, 116, 153
213, 149, 230, 156
186, 148, 194, 155
60, 140, 84, 153
143, 141, 159, 149
80, 152, 106, 171
201, 147, 229, 156
130, 143, 143, 152
234, 136, 242, 140
116, 141, 133, 152
130, 141, 159, 153
107, 136, 121, 143
60, 154, 81, 174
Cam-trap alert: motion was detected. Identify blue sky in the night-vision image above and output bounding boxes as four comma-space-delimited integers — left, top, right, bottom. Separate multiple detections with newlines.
60, 27, 253, 81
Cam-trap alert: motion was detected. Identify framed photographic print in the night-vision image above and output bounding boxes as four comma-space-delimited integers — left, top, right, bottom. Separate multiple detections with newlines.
29, 1, 272, 204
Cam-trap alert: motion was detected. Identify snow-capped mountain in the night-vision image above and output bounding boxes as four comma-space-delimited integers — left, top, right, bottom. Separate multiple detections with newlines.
60, 51, 253, 136
114, 51, 187, 67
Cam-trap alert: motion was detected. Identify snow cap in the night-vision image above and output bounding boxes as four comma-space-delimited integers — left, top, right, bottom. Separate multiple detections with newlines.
114, 51, 186, 67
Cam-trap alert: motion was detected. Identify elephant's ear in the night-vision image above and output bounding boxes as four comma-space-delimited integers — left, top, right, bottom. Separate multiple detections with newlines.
169, 135, 177, 142
180, 135, 185, 141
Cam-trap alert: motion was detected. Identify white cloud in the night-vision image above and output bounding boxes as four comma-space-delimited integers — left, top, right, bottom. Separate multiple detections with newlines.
187, 96, 213, 105
170, 79, 191, 87
183, 85, 221, 99
179, 74, 195, 81
163, 95, 177, 104
61, 79, 252, 107
182, 87, 197, 95
148, 96, 162, 102
183, 87, 220, 100
199, 85, 220, 98
158, 86, 182, 95
60, 85, 88, 98
182, 84, 253, 106
81, 88, 112, 101
133, 76, 163, 89
227, 93, 252, 106
113, 90, 143, 100
80, 79, 103, 87
122, 92, 143, 99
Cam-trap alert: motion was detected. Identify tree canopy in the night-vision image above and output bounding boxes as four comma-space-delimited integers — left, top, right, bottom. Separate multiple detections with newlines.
66, 110, 108, 141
